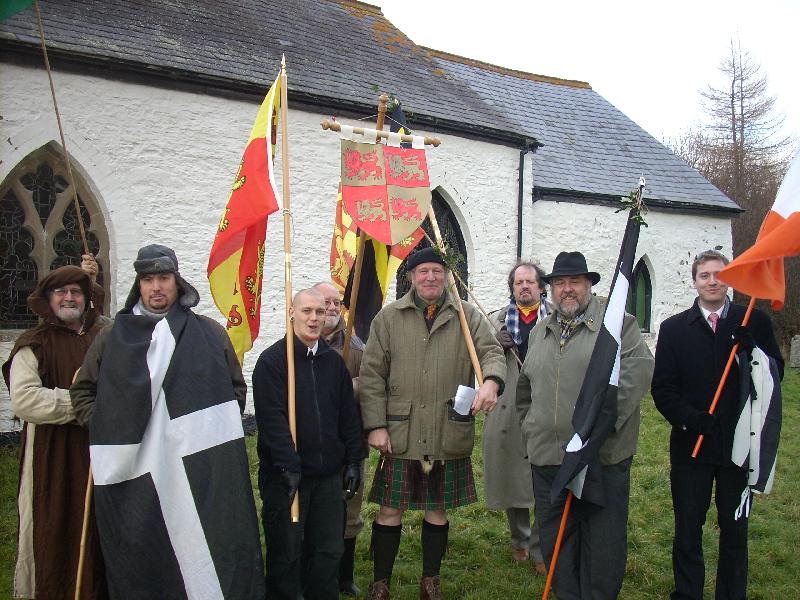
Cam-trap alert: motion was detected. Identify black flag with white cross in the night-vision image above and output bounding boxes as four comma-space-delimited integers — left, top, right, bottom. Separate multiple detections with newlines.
550, 179, 645, 510
89, 305, 264, 599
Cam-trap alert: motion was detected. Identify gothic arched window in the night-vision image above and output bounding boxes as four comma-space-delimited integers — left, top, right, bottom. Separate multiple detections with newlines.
1, 146, 109, 328
625, 258, 652, 332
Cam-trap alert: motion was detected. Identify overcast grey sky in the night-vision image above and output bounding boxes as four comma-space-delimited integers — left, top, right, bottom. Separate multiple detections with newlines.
379, 0, 799, 148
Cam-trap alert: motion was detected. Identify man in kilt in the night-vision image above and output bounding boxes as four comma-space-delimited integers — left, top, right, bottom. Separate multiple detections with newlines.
359, 247, 506, 600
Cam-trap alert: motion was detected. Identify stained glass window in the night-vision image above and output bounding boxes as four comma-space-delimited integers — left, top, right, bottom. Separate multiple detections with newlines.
1, 152, 108, 328
1, 191, 39, 328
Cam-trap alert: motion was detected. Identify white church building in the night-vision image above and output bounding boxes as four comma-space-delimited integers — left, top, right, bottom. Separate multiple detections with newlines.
0, 0, 739, 429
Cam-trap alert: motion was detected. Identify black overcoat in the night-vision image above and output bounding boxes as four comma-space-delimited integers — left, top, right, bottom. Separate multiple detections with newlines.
652, 299, 783, 465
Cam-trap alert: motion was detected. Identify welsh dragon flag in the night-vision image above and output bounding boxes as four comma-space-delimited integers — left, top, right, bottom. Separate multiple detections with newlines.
208, 71, 281, 363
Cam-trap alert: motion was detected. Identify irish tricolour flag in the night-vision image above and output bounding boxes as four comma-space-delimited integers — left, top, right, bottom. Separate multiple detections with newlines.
719, 150, 800, 309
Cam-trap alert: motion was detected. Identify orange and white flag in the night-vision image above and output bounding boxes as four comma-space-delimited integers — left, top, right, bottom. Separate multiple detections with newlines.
208, 72, 281, 363
720, 150, 800, 309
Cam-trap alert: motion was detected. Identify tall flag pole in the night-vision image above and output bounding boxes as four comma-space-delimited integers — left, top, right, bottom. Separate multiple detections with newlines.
207, 70, 281, 363
276, 56, 299, 524
691, 149, 799, 458
542, 177, 646, 599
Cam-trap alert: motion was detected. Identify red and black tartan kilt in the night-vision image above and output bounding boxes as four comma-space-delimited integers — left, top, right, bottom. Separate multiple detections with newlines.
368, 456, 477, 510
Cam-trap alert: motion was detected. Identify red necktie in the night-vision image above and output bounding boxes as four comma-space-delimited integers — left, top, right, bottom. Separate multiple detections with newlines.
708, 312, 719, 332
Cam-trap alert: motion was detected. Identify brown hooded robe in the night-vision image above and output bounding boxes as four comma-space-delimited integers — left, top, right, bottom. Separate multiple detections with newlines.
2, 266, 108, 600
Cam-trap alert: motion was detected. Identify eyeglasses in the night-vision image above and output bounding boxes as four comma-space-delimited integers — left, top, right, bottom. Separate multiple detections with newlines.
324, 299, 342, 307
51, 287, 84, 298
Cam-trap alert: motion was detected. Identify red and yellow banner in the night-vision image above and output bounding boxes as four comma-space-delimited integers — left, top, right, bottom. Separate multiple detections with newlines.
330, 188, 424, 301
208, 73, 281, 363
340, 140, 431, 246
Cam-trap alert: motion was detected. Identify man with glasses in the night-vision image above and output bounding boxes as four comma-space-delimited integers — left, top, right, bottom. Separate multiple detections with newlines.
312, 280, 367, 595
359, 246, 505, 600
3, 257, 110, 599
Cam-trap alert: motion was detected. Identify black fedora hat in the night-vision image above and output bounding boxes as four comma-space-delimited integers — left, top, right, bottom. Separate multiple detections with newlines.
543, 251, 600, 285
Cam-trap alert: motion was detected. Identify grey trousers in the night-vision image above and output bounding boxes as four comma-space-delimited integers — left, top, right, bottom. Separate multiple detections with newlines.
505, 507, 544, 563
532, 458, 632, 600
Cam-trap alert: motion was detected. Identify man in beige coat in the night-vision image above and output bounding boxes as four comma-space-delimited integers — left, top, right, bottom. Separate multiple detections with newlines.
517, 251, 654, 599
359, 247, 505, 600
483, 261, 549, 573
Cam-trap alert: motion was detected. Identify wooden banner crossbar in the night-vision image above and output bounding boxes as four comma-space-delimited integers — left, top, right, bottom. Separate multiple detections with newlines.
320, 119, 441, 147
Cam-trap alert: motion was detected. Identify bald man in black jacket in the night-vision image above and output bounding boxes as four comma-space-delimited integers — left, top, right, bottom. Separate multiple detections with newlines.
253, 288, 364, 600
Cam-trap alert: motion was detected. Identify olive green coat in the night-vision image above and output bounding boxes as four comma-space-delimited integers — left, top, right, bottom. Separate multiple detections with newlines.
516, 295, 654, 467
359, 290, 506, 461
482, 307, 535, 509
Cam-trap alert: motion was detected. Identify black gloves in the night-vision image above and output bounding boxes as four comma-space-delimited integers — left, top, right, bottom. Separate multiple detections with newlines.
687, 410, 717, 434
495, 328, 515, 350
343, 463, 361, 500
732, 325, 755, 352
280, 470, 301, 504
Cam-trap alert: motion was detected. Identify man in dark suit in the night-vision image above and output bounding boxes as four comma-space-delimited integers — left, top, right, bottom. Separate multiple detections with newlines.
652, 250, 784, 600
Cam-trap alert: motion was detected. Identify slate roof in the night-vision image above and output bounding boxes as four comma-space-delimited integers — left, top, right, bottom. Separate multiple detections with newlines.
430, 50, 738, 212
0, 0, 738, 212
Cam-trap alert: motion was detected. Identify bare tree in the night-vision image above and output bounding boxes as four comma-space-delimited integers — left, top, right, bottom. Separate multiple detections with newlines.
669, 40, 798, 353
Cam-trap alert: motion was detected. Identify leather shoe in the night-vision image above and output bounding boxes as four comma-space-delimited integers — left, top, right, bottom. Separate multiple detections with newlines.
534, 561, 547, 576
420, 575, 444, 600
512, 547, 529, 561
367, 579, 390, 600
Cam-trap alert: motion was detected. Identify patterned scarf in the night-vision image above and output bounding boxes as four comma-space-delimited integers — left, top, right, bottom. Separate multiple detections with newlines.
557, 311, 586, 349
506, 297, 549, 345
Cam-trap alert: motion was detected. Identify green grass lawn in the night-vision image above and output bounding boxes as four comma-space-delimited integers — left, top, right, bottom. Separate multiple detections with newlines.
2, 370, 798, 598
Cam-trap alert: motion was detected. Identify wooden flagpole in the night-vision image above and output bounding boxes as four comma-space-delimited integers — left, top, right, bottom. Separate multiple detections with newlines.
33, 0, 89, 256
278, 57, 300, 523
342, 93, 389, 365
426, 210, 484, 385
420, 230, 524, 369
321, 119, 440, 147
74, 464, 92, 600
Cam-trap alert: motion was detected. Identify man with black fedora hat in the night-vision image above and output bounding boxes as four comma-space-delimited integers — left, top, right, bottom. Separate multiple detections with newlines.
516, 251, 654, 599
359, 246, 506, 599
70, 244, 265, 599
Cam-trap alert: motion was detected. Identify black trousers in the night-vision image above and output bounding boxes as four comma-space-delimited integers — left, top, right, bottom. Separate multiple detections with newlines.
532, 458, 632, 600
261, 472, 345, 600
670, 463, 749, 600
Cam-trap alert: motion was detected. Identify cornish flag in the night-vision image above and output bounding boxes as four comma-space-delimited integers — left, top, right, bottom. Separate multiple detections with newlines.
550, 193, 643, 507
732, 345, 782, 497
89, 306, 264, 599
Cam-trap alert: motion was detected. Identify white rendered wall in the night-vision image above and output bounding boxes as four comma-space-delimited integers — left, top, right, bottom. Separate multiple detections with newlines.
527, 199, 733, 335
0, 62, 524, 425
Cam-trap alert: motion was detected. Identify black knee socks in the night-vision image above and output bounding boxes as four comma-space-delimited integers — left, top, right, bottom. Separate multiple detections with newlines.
421, 520, 449, 577
371, 522, 402, 583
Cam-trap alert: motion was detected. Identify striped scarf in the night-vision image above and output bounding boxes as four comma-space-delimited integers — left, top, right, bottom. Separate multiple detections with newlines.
506, 297, 550, 346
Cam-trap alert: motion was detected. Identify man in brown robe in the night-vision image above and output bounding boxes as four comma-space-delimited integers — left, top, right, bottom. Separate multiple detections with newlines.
3, 260, 109, 600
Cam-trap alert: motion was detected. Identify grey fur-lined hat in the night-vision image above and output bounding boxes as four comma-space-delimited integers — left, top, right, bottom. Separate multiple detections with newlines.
124, 244, 200, 310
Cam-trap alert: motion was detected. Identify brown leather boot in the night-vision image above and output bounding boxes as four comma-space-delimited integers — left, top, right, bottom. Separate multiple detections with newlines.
367, 579, 391, 600
420, 575, 444, 600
